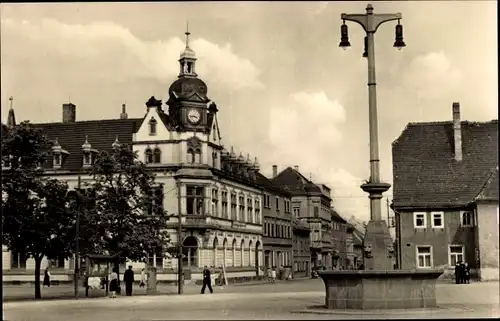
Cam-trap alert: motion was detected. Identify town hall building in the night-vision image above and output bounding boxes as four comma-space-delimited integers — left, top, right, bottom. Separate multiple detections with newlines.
2, 31, 265, 283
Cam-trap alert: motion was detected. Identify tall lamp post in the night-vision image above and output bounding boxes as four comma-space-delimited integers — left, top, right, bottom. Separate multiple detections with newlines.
66, 176, 87, 298
339, 4, 406, 270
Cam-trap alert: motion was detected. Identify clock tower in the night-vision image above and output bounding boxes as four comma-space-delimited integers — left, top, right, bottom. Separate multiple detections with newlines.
166, 26, 213, 133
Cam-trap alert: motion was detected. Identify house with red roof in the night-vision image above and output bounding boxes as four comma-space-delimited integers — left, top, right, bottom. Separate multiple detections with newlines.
392, 102, 498, 281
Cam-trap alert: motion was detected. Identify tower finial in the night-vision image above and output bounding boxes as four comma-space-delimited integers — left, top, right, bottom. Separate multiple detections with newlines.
8, 96, 13, 110
185, 20, 191, 48
7, 96, 16, 127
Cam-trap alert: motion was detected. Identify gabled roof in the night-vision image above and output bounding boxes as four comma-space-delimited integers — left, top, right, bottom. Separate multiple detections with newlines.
475, 167, 499, 201
255, 172, 291, 197
34, 118, 142, 171
271, 167, 324, 197
392, 120, 498, 208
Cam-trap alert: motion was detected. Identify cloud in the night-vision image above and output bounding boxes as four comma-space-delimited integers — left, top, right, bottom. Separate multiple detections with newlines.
401, 51, 462, 99
269, 91, 345, 150
0, 18, 263, 90
266, 91, 369, 220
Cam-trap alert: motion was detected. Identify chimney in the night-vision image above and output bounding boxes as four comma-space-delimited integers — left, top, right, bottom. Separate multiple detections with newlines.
62, 103, 76, 123
272, 165, 278, 178
452, 102, 462, 161
294, 165, 299, 172
120, 103, 128, 119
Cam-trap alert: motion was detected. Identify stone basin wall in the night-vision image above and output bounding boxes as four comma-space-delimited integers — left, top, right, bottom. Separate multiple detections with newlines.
319, 270, 444, 310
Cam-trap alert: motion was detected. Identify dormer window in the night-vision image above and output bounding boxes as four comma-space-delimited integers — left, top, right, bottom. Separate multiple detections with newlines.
83, 153, 91, 166
145, 148, 153, 164
153, 148, 161, 164
52, 138, 69, 169
53, 154, 61, 167
149, 118, 157, 136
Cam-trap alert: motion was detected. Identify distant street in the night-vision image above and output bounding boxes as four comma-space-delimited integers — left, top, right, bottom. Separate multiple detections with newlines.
4, 279, 499, 321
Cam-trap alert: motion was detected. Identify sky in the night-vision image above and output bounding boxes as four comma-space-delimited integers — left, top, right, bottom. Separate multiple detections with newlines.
1, 1, 497, 223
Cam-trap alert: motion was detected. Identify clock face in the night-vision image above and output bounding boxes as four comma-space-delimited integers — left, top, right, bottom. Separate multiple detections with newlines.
187, 109, 201, 124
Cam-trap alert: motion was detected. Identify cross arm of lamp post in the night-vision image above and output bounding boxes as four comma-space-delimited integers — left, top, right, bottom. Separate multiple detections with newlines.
341, 13, 402, 33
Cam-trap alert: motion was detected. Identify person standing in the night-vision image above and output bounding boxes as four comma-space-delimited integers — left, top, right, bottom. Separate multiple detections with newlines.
459, 261, 466, 284
139, 268, 148, 288
464, 262, 471, 284
43, 268, 51, 288
267, 267, 272, 283
454, 262, 461, 284
271, 267, 277, 283
124, 265, 135, 296
201, 266, 213, 294
109, 268, 119, 298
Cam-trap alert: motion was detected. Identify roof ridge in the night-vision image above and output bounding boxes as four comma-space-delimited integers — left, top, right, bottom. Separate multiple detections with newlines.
34, 118, 143, 125
407, 119, 498, 126
473, 166, 499, 201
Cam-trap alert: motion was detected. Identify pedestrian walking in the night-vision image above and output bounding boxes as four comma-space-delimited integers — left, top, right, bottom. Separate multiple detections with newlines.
267, 267, 272, 283
464, 262, 471, 284
454, 262, 461, 284
201, 265, 213, 294
124, 265, 134, 296
43, 268, 51, 288
271, 267, 276, 283
139, 268, 148, 288
109, 268, 119, 298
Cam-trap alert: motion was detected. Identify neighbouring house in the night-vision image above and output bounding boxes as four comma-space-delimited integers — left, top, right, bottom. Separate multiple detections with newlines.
331, 209, 348, 269
346, 218, 366, 269
271, 165, 335, 269
392, 102, 498, 281
257, 173, 293, 271
292, 216, 311, 277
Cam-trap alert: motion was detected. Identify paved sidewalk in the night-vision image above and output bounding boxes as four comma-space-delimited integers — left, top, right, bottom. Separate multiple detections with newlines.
2, 276, 311, 302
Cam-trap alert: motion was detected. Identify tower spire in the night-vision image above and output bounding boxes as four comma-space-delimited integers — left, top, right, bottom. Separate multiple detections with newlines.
178, 22, 197, 78
185, 20, 191, 49
7, 96, 16, 128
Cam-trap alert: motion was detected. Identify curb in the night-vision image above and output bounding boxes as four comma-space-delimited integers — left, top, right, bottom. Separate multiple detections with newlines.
291, 305, 473, 315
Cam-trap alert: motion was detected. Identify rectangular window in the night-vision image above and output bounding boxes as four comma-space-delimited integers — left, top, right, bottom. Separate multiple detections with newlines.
449, 245, 464, 266
293, 207, 300, 218
416, 246, 432, 268
263, 195, 270, 208
461, 211, 473, 227
431, 212, 444, 228
50, 256, 66, 268
212, 189, 219, 216
314, 206, 319, 218
239, 195, 245, 221
276, 197, 280, 211
11, 251, 27, 269
247, 197, 252, 222
221, 191, 228, 219
230, 192, 237, 221
413, 212, 426, 228
186, 186, 204, 215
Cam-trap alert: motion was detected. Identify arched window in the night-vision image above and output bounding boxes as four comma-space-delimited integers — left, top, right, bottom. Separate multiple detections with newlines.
149, 118, 157, 136
145, 148, 153, 164
240, 240, 245, 267
223, 238, 228, 268
232, 239, 237, 267
188, 148, 196, 164
153, 148, 161, 164
195, 149, 202, 164
248, 240, 253, 267
182, 236, 198, 268
213, 238, 219, 268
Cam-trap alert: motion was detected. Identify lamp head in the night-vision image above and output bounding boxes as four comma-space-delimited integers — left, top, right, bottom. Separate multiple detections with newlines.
394, 21, 406, 50
339, 22, 351, 49
362, 36, 368, 58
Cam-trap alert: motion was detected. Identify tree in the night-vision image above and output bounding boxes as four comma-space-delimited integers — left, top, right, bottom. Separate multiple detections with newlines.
2, 122, 73, 299
80, 144, 171, 264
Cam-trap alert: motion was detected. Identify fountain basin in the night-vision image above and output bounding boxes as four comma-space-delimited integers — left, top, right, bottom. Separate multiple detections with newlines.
318, 269, 444, 310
